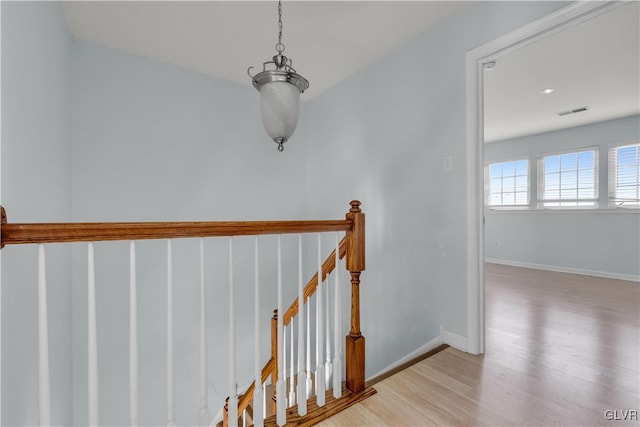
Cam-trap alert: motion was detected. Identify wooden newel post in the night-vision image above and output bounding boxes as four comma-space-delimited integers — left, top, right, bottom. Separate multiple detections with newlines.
345, 200, 365, 394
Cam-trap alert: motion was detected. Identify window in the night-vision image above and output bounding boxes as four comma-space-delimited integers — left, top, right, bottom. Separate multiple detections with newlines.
486, 159, 529, 207
609, 143, 640, 208
538, 148, 598, 208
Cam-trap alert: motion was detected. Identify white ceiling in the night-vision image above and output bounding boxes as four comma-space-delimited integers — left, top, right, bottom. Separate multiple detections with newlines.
62, 1, 468, 100
62, 1, 639, 142
484, 1, 640, 142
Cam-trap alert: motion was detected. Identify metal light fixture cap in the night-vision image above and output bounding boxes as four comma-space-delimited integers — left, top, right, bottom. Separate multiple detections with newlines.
251, 69, 309, 94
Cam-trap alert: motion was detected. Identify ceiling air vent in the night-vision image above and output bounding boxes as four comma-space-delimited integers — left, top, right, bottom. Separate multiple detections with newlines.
557, 106, 589, 116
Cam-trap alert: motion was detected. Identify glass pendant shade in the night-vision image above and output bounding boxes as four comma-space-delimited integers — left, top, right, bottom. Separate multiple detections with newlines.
260, 81, 300, 144
250, 69, 308, 151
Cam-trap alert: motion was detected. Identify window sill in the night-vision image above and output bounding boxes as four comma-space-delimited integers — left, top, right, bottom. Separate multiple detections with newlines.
485, 207, 639, 215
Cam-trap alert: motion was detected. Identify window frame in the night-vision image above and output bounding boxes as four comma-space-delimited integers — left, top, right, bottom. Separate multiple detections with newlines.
608, 142, 640, 209
537, 146, 599, 209
484, 157, 531, 209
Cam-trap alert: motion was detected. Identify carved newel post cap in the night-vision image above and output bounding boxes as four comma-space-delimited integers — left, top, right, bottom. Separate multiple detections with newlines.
349, 200, 362, 213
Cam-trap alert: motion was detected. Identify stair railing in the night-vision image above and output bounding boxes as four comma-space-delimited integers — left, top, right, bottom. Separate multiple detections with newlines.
0, 200, 368, 427
225, 236, 349, 426
223, 201, 368, 426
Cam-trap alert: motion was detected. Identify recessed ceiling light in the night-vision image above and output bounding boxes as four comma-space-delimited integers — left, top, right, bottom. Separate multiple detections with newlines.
540, 88, 555, 95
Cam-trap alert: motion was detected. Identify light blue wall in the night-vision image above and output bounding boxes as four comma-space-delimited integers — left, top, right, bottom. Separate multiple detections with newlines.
300, 0, 568, 376
70, 40, 310, 223
1, 1, 72, 425
485, 115, 640, 279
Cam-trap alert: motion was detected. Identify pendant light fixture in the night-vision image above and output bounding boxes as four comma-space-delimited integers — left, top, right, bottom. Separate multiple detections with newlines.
248, 0, 309, 152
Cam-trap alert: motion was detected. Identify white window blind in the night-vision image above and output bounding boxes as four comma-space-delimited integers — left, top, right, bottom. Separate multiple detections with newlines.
486, 159, 529, 207
538, 148, 598, 208
609, 143, 640, 208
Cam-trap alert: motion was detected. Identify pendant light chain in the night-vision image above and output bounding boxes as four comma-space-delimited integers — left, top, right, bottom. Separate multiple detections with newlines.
276, 0, 285, 55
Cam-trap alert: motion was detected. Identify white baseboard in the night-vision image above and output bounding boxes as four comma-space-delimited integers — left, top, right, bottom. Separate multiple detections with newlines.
440, 326, 467, 352
366, 335, 444, 381
486, 258, 640, 283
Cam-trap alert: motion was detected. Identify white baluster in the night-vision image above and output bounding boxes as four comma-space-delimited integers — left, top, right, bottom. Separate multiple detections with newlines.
253, 237, 264, 427
316, 234, 325, 406
88, 243, 99, 426
228, 238, 238, 427
276, 236, 286, 425
296, 235, 307, 416
333, 234, 342, 398
289, 321, 295, 406
38, 245, 51, 426
283, 325, 287, 407
242, 410, 247, 427
325, 263, 332, 389
199, 239, 208, 425
263, 383, 266, 420
129, 242, 139, 427
166, 240, 176, 427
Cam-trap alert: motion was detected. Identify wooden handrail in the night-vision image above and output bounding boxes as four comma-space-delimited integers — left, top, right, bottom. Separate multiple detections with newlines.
236, 357, 275, 417
3, 200, 364, 425
0, 210, 351, 247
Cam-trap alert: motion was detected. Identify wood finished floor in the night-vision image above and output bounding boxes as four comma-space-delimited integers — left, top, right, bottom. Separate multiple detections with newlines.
319, 263, 640, 426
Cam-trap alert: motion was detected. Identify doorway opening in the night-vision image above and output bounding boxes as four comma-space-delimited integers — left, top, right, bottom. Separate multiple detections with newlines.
465, 1, 631, 354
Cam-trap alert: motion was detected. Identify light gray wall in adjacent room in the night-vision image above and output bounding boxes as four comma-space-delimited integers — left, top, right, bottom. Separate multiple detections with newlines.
485, 115, 640, 279
70, 39, 310, 426
1, 1, 72, 425
299, 1, 568, 377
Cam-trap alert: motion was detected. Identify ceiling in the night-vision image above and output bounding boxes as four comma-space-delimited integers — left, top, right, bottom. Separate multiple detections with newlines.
61, 1, 639, 142
62, 1, 468, 100
484, 1, 639, 142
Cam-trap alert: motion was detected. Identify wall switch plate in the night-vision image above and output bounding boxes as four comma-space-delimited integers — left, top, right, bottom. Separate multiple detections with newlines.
443, 156, 453, 171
